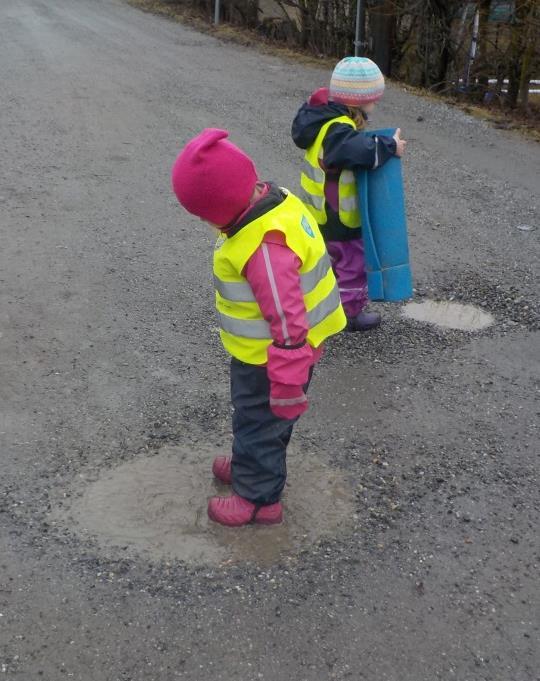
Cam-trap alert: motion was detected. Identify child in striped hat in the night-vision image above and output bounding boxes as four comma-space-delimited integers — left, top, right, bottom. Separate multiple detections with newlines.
292, 57, 407, 331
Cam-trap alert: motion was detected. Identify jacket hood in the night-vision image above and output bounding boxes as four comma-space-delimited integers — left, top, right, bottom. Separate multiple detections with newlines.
226, 183, 285, 237
291, 99, 350, 150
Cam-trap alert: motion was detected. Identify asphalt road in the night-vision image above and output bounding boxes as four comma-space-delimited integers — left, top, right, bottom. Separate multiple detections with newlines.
1, 1, 539, 679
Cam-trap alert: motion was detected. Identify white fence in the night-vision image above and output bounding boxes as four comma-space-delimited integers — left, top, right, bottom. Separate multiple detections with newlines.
457, 79, 540, 94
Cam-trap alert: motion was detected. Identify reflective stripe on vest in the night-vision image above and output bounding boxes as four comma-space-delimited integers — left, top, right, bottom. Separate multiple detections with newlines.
218, 281, 341, 339
340, 170, 356, 185
213, 189, 346, 364
214, 251, 332, 302
303, 192, 325, 213
302, 164, 325, 184
339, 196, 359, 212
302, 115, 361, 229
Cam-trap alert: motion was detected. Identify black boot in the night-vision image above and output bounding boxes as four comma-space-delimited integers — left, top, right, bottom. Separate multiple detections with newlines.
346, 310, 382, 332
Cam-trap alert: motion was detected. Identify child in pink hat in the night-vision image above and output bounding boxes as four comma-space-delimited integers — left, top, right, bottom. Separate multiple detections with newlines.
171, 129, 346, 527
292, 57, 407, 331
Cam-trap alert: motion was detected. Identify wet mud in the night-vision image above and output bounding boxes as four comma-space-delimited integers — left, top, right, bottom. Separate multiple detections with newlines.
402, 299, 495, 331
59, 445, 355, 566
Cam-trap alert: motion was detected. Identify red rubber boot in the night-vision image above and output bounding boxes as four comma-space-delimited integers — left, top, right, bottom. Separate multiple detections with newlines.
208, 494, 283, 527
212, 456, 232, 485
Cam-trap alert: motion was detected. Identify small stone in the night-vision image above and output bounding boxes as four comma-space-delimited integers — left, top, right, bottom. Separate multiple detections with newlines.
516, 224, 535, 231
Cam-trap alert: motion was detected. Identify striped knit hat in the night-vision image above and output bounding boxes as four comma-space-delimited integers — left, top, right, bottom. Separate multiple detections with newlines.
329, 57, 385, 107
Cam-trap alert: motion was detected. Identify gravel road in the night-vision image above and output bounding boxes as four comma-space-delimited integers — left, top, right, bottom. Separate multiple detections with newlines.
1, 1, 539, 679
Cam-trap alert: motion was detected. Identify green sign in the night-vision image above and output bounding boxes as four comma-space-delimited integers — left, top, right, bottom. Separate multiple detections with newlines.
490, 1, 513, 22
462, 1, 514, 23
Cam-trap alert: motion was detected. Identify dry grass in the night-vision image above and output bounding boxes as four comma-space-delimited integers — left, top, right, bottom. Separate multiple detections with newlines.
127, 0, 211, 33
395, 82, 540, 141
448, 96, 540, 142
460, 102, 540, 141
127, 0, 540, 141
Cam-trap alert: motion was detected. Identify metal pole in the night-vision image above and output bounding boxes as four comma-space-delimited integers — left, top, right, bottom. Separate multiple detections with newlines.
465, 9, 480, 90
354, 0, 365, 57
214, 0, 220, 25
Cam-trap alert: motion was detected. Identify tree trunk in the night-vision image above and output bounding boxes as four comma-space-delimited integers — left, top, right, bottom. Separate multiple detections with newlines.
519, 46, 532, 106
434, 1, 458, 92
518, 1, 539, 107
506, 0, 534, 108
368, 0, 395, 76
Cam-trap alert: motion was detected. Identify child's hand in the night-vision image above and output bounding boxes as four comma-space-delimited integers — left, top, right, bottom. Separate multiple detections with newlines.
393, 128, 407, 157
269, 382, 308, 420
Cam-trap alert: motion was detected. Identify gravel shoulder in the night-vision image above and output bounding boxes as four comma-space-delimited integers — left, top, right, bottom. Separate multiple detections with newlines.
1, 0, 539, 679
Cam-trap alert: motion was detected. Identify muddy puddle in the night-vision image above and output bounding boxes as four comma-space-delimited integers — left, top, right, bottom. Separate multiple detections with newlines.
59, 445, 354, 567
402, 299, 494, 331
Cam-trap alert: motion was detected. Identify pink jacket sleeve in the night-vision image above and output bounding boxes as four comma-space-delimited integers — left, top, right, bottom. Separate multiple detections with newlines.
243, 231, 320, 385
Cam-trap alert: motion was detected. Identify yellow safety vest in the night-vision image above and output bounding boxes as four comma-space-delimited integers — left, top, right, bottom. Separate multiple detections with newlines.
300, 115, 361, 229
213, 189, 346, 365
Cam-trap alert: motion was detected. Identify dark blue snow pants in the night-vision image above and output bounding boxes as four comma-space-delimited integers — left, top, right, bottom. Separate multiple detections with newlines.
230, 357, 313, 505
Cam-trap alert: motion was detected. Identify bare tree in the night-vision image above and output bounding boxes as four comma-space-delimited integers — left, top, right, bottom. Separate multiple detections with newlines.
507, 0, 537, 107
167, 0, 539, 115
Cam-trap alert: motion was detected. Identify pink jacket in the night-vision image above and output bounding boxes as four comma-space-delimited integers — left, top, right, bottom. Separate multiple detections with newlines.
243, 229, 322, 387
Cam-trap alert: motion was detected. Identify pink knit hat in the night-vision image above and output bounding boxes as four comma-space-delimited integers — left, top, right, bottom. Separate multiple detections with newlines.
171, 129, 258, 227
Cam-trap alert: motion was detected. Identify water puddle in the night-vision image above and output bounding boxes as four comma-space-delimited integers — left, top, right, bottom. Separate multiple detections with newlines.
402, 299, 494, 331
60, 445, 354, 567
